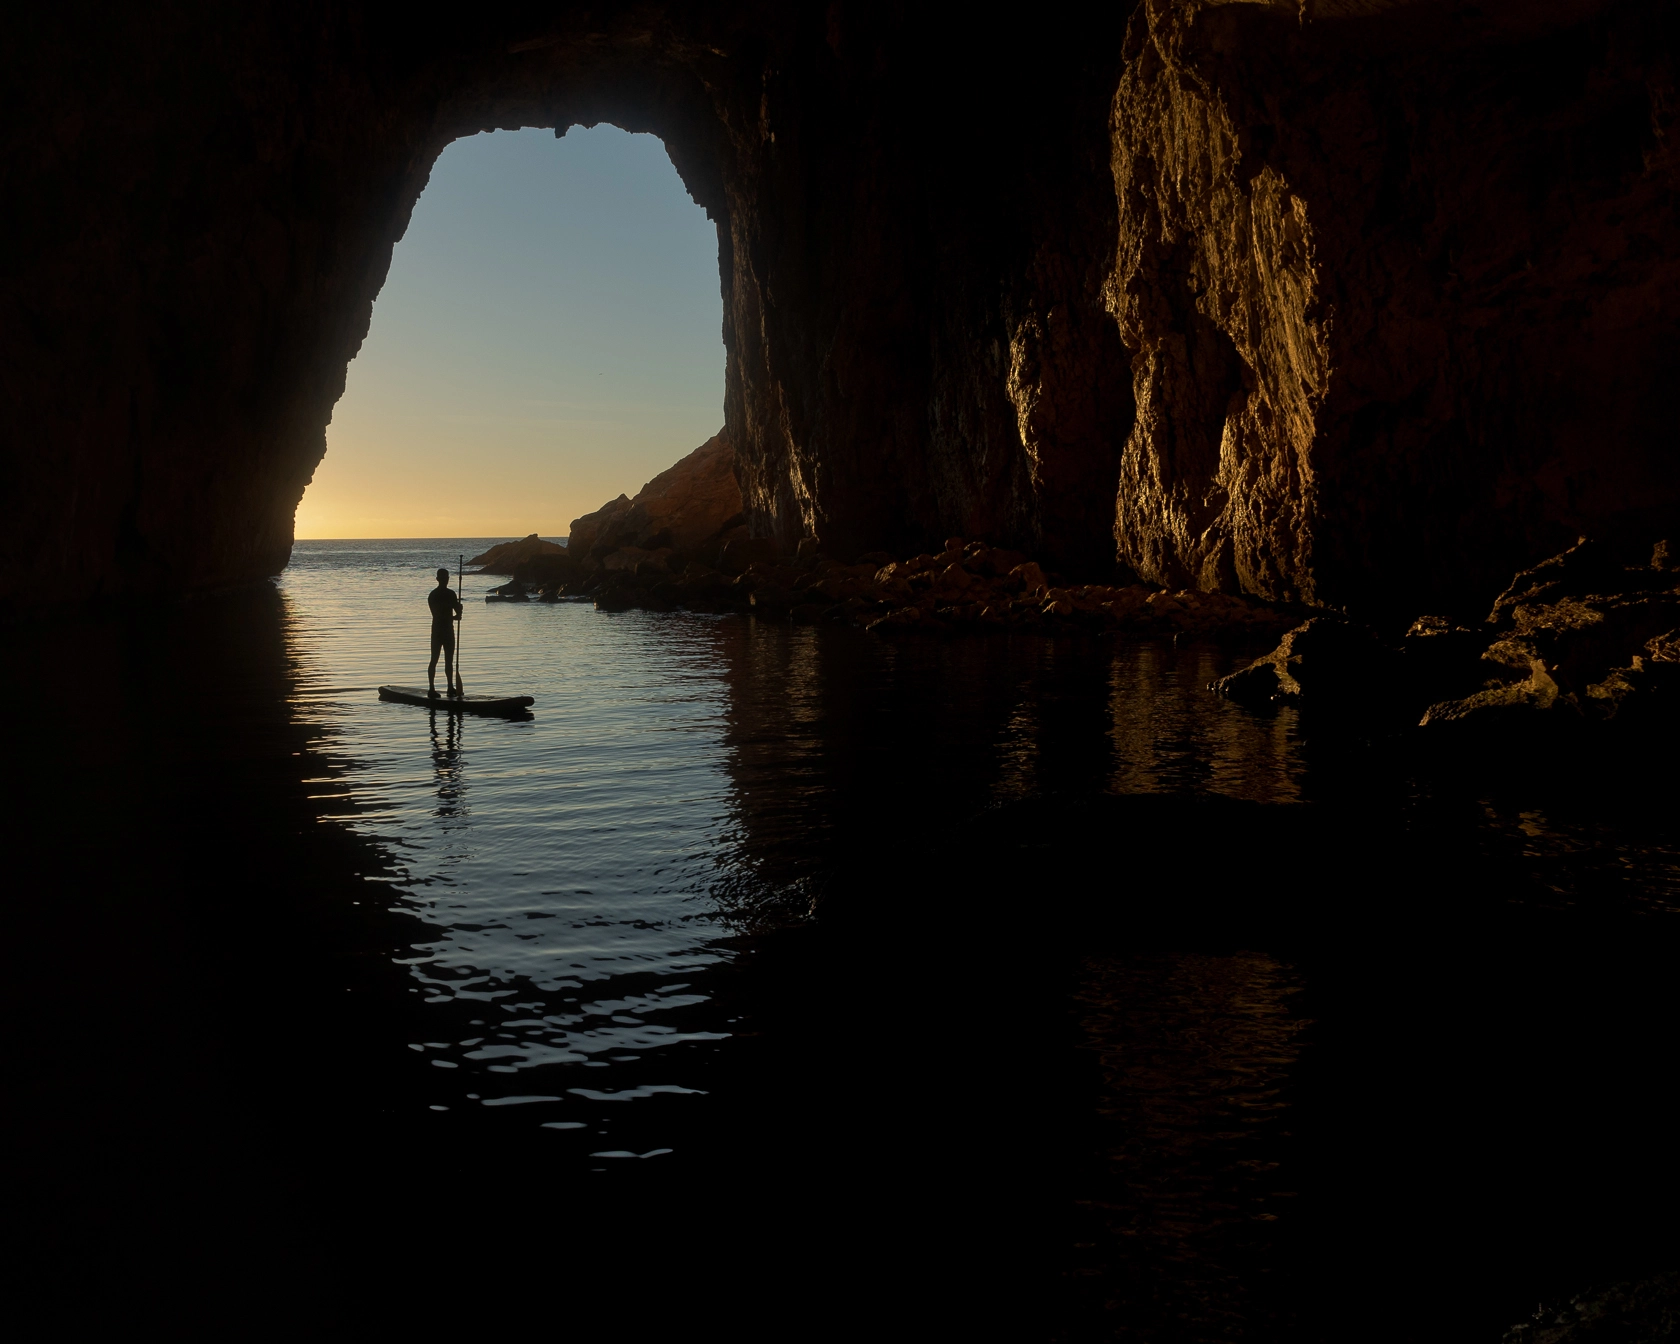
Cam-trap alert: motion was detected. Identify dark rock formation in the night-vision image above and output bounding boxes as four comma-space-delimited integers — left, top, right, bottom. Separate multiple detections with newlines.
1417, 538, 1680, 730
466, 534, 563, 573
1502, 1270, 1680, 1344
512, 431, 743, 589
4, 1, 1677, 616
1213, 535, 1680, 730
549, 508, 1293, 639
1109, 0, 1680, 615
1209, 616, 1386, 707
564, 432, 743, 568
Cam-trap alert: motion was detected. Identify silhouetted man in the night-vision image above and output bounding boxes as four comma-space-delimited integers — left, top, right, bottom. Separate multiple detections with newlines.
427, 567, 462, 696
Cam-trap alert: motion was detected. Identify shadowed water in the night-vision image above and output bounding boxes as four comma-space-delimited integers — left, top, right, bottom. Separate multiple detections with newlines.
7, 539, 1679, 1339
278, 542, 1312, 1155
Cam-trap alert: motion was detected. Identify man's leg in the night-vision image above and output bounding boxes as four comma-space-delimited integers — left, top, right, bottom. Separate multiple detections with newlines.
443, 640, 456, 693
429, 630, 443, 692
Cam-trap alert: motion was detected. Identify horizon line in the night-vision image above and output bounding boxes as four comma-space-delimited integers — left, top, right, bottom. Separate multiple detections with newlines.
292, 534, 569, 543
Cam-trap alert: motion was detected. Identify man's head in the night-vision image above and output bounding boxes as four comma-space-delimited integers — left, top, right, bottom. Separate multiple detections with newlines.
436, 568, 450, 585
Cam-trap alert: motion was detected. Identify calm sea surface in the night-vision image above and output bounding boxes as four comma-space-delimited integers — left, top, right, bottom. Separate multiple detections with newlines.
12, 537, 1678, 1338
277, 539, 1309, 1151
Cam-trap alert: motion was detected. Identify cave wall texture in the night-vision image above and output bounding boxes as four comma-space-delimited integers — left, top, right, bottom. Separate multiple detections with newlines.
3, 0, 1676, 618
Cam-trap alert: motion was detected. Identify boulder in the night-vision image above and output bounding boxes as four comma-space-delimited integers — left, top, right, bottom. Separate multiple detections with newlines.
1486, 536, 1627, 627
1418, 639, 1577, 728
465, 533, 565, 573
567, 433, 746, 570
719, 536, 780, 575
1647, 628, 1680, 663
1010, 561, 1047, 592
1418, 540, 1680, 730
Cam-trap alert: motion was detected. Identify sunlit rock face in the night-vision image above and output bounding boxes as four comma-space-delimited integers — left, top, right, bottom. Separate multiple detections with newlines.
1111, 0, 1680, 614
3, 0, 1675, 615
565, 432, 744, 566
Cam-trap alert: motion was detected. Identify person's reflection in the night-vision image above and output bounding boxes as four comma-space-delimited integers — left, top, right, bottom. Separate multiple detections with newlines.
428, 708, 466, 818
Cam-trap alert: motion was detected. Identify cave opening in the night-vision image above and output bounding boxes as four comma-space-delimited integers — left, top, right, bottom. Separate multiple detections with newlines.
294, 125, 726, 544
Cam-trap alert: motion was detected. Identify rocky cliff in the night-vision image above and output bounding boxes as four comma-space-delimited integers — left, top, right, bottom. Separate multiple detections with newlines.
1111, 0, 1680, 615
3, 1, 1674, 617
564, 432, 744, 565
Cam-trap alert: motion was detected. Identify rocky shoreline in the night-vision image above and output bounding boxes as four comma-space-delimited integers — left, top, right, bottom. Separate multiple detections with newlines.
518, 531, 1296, 642
1501, 1270, 1680, 1343
499, 435, 1679, 739
1212, 537, 1680, 735
502, 435, 1297, 642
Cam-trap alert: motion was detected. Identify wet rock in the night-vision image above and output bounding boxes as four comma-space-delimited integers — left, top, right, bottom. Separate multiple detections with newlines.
1487, 538, 1628, 628
972, 547, 1027, 578
484, 579, 531, 602
1647, 629, 1680, 663
747, 586, 792, 617
1398, 616, 1501, 698
719, 536, 780, 576
1501, 1269, 1680, 1343
1418, 641, 1578, 729
504, 442, 1303, 639
1210, 619, 1386, 708
867, 606, 943, 633
1584, 647, 1680, 727
932, 563, 977, 599
601, 546, 649, 573
1418, 539, 1680, 731
1010, 561, 1048, 592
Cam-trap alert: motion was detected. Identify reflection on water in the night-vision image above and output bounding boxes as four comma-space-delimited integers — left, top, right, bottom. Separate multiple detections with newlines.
9, 538, 1680, 1337
1108, 645, 1303, 801
1071, 951, 1307, 1338
429, 709, 464, 818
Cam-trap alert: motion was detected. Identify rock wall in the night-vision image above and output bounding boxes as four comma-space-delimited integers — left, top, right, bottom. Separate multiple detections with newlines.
1111, 0, 1680, 615
2, 1, 1675, 617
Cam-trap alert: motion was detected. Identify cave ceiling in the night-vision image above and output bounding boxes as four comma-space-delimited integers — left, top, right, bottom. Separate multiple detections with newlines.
3, 0, 1674, 617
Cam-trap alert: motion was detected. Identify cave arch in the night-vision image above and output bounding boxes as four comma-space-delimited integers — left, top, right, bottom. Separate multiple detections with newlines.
5, 5, 1135, 611
7, 1, 1677, 617
297, 124, 726, 540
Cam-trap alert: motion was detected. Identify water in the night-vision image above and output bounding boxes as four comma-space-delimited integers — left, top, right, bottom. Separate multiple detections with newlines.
284, 541, 739, 1136
10, 538, 1680, 1338
276, 541, 1311, 1156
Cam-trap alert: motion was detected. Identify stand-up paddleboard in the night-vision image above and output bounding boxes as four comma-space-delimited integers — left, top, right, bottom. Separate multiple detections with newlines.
378, 685, 535, 717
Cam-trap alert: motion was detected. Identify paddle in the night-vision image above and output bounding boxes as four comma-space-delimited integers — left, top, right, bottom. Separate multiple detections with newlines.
454, 552, 465, 696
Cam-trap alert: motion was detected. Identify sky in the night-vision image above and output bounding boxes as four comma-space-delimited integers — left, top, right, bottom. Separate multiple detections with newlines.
293, 126, 726, 539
